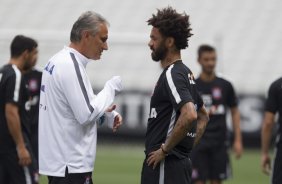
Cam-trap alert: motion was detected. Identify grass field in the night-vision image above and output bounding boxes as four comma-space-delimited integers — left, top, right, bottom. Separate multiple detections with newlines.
40, 144, 271, 184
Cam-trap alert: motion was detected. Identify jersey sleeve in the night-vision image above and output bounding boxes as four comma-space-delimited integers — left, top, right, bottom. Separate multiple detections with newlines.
226, 81, 238, 107
5, 73, 22, 106
265, 81, 279, 113
165, 66, 194, 111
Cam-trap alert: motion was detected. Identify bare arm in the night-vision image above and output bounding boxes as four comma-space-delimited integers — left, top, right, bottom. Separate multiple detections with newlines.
5, 103, 31, 166
193, 106, 209, 147
231, 107, 243, 158
163, 102, 198, 152
147, 102, 197, 169
261, 111, 275, 175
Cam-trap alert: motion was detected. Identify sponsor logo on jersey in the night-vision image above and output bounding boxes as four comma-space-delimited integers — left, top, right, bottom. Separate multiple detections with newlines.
28, 79, 38, 92
202, 94, 213, 109
212, 87, 222, 100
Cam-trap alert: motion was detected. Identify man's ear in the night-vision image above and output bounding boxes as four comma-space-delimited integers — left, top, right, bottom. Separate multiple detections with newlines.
81, 30, 91, 40
22, 50, 30, 59
165, 37, 175, 48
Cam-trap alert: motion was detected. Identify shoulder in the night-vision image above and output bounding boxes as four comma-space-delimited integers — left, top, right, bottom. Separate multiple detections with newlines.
165, 63, 186, 82
44, 48, 74, 76
271, 77, 282, 86
166, 62, 189, 76
269, 77, 282, 90
49, 48, 73, 67
1, 64, 14, 73
216, 76, 234, 88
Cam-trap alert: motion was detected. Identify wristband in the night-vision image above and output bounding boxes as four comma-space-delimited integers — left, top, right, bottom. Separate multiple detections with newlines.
161, 144, 168, 156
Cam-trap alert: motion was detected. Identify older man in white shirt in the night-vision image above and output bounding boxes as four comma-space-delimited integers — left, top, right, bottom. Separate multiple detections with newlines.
39, 11, 122, 184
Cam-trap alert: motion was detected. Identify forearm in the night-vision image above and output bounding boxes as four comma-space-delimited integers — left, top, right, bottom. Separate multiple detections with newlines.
164, 113, 193, 152
6, 112, 25, 148
261, 122, 273, 154
89, 85, 116, 122
231, 108, 242, 142
193, 113, 209, 146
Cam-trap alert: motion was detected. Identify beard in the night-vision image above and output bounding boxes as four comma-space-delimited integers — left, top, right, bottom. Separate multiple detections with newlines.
151, 43, 167, 62
23, 60, 33, 71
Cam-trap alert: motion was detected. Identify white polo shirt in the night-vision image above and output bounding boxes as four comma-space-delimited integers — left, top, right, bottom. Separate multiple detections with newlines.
39, 46, 121, 176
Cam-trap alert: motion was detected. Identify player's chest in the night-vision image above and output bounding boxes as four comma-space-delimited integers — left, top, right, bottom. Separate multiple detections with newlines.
199, 86, 227, 114
150, 80, 170, 107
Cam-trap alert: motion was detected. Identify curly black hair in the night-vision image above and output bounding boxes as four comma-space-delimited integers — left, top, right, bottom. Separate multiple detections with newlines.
147, 6, 193, 50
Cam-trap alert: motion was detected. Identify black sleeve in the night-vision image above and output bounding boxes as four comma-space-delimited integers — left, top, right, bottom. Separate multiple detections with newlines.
226, 81, 238, 107
5, 73, 22, 106
265, 81, 278, 113
165, 67, 194, 111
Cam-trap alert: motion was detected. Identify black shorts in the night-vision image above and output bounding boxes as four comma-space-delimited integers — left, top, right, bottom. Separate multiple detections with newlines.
48, 167, 93, 184
190, 144, 231, 182
272, 146, 282, 184
0, 150, 38, 184
141, 155, 192, 184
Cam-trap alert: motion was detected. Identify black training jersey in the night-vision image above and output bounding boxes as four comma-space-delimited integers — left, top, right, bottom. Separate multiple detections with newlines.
145, 60, 203, 158
0, 64, 30, 153
24, 69, 42, 126
265, 77, 282, 146
195, 76, 238, 147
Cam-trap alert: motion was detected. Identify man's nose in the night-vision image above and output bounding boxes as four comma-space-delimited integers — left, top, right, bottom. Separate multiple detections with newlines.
103, 42, 108, 50
148, 40, 153, 48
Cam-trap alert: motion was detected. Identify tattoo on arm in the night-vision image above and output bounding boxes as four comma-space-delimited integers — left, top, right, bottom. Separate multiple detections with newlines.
193, 106, 209, 147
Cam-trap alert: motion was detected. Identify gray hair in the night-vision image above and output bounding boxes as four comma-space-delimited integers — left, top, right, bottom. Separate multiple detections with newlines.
70, 11, 109, 42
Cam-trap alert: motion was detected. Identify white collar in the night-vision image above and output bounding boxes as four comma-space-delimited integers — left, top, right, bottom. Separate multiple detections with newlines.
64, 46, 90, 68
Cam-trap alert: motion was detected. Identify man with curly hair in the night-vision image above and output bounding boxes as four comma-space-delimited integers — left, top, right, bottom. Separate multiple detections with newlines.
141, 7, 209, 184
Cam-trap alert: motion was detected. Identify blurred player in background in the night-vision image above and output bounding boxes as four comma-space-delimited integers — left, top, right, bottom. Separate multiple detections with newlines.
24, 49, 42, 165
141, 7, 209, 184
261, 77, 282, 184
0, 35, 38, 184
39, 11, 123, 184
191, 45, 243, 184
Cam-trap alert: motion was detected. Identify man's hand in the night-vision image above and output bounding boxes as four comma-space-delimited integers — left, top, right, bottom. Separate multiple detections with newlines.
113, 114, 122, 132
106, 104, 123, 132
233, 140, 243, 159
261, 153, 271, 175
147, 149, 166, 169
106, 105, 117, 112
17, 145, 31, 166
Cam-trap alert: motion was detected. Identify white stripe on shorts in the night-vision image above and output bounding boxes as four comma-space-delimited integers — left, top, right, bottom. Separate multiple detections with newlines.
23, 166, 32, 184
159, 160, 165, 184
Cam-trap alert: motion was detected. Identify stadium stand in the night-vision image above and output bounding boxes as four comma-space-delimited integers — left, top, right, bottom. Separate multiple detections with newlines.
0, 0, 281, 94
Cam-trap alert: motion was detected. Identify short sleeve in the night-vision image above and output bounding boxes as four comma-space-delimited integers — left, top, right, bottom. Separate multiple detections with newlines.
165, 66, 194, 111
5, 73, 22, 105
265, 81, 278, 113
226, 81, 238, 107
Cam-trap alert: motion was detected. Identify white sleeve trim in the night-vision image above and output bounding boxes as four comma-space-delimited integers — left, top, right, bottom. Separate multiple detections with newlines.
12, 65, 22, 102
166, 65, 181, 104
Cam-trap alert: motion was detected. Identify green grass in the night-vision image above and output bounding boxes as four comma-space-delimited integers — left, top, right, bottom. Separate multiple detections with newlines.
40, 145, 270, 184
